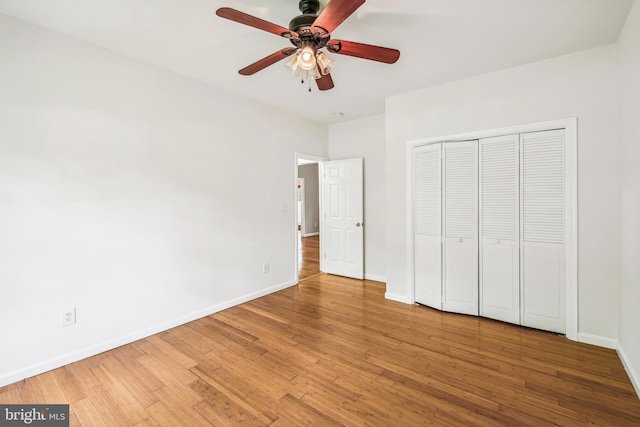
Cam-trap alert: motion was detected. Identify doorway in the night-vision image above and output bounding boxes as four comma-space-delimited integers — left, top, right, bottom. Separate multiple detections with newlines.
296, 154, 324, 281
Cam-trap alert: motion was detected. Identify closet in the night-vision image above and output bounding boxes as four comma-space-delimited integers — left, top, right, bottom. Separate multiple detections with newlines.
413, 129, 566, 334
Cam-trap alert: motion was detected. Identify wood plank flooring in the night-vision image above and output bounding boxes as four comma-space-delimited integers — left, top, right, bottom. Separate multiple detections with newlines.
298, 235, 320, 281
0, 274, 640, 426
1, 274, 639, 426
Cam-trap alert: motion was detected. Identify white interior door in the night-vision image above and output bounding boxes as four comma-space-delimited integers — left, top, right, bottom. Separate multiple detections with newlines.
322, 158, 364, 279
414, 144, 442, 309
520, 130, 566, 333
443, 141, 479, 316
479, 134, 520, 324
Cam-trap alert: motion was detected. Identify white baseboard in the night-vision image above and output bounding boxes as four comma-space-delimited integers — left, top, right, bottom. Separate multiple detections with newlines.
0, 280, 297, 388
618, 345, 640, 399
577, 332, 618, 350
364, 274, 387, 283
302, 232, 319, 237
384, 292, 413, 304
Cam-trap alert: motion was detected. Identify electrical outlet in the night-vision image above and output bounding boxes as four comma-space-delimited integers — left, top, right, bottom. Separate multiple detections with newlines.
262, 263, 270, 274
61, 308, 76, 327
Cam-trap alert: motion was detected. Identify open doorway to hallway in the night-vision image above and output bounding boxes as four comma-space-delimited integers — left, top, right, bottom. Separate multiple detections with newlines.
297, 155, 323, 281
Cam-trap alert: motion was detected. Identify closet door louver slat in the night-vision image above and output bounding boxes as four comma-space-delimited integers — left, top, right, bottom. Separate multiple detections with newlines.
444, 143, 478, 239
481, 140, 518, 240
415, 147, 441, 237
522, 132, 564, 245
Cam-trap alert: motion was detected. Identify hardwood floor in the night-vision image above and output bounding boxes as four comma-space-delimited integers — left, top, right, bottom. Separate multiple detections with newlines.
1, 275, 639, 426
298, 234, 320, 281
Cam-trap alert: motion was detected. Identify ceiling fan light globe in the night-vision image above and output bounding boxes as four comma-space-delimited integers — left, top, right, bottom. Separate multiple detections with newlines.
316, 52, 335, 75
298, 46, 317, 70
285, 53, 302, 75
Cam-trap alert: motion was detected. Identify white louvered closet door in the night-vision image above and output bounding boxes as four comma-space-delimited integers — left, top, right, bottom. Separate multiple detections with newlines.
443, 141, 478, 316
520, 129, 566, 333
479, 135, 520, 324
414, 144, 442, 309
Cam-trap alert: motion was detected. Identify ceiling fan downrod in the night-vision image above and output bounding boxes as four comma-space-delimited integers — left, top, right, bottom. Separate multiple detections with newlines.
298, 0, 320, 15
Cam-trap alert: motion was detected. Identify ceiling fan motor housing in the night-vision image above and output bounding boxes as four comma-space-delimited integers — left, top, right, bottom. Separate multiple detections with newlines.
289, 0, 330, 49
289, 14, 317, 32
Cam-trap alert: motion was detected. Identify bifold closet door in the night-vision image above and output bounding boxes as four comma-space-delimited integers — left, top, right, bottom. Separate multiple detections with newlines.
443, 141, 478, 316
521, 130, 566, 334
479, 135, 520, 325
414, 144, 442, 309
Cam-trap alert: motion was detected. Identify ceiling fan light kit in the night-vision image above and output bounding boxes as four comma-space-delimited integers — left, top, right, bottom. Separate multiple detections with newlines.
215, 0, 400, 91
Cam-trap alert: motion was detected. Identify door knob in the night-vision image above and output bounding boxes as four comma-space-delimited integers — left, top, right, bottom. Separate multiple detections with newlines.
356, 222, 362, 227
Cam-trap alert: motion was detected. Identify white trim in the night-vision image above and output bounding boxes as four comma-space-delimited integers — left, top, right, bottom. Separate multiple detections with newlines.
365, 273, 387, 283
295, 153, 326, 163
578, 332, 618, 350
0, 279, 298, 388
298, 177, 306, 236
404, 118, 579, 342
563, 118, 578, 341
302, 232, 319, 237
406, 144, 417, 304
618, 345, 640, 398
406, 118, 575, 147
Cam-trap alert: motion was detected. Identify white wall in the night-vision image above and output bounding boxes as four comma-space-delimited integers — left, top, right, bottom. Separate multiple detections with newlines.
297, 163, 319, 236
0, 14, 327, 387
328, 115, 386, 282
617, 0, 640, 395
385, 46, 621, 343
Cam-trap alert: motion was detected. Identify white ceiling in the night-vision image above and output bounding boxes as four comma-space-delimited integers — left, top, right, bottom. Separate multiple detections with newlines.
0, 0, 634, 124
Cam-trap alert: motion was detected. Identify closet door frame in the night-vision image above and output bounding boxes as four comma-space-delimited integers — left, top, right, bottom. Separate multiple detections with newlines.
406, 117, 577, 341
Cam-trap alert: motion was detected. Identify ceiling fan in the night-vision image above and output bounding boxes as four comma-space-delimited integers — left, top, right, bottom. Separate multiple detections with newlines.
216, 0, 400, 91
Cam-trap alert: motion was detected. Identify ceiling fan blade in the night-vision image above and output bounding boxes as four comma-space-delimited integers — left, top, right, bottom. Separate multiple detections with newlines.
315, 70, 334, 91
312, 0, 365, 34
239, 48, 298, 75
327, 40, 400, 64
216, 7, 298, 39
